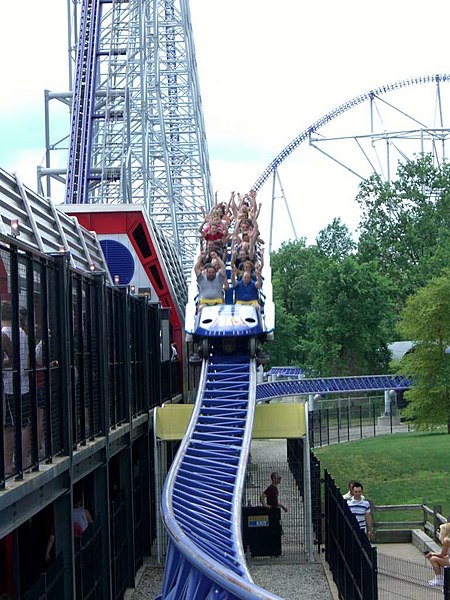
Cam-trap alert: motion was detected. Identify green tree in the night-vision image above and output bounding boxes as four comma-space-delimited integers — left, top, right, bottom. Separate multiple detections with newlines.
356, 155, 450, 303
271, 239, 322, 317
397, 270, 450, 432
301, 255, 394, 376
316, 217, 356, 259
269, 300, 301, 366
271, 240, 325, 366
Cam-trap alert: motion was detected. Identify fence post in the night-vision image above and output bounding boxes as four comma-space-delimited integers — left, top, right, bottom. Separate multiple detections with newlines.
318, 410, 322, 447
443, 565, 450, 600
434, 505, 443, 540
309, 411, 315, 449
422, 498, 427, 531
337, 406, 340, 444
326, 409, 330, 445
303, 404, 315, 561
372, 401, 376, 436
346, 405, 350, 441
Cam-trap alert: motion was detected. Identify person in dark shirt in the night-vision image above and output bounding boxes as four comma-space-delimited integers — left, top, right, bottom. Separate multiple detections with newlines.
260, 472, 288, 513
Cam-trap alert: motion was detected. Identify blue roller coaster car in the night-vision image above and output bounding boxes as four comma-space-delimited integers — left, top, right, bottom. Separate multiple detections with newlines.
194, 304, 264, 338
187, 303, 270, 363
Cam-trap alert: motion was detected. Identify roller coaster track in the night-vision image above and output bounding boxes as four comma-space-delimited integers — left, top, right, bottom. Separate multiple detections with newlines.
157, 353, 281, 600
65, 0, 100, 205
252, 73, 450, 192
256, 374, 412, 402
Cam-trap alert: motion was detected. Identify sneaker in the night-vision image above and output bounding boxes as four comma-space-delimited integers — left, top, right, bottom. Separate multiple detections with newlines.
428, 576, 443, 587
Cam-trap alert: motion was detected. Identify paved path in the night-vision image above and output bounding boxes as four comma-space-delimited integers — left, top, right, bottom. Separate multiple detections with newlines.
376, 544, 443, 599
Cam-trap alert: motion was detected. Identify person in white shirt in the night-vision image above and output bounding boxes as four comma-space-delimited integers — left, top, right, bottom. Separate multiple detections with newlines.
343, 479, 365, 500
72, 493, 93, 536
346, 482, 374, 540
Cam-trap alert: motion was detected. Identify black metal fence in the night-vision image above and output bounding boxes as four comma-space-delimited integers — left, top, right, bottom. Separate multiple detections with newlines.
22, 554, 65, 600
74, 522, 105, 600
377, 553, 449, 599
309, 395, 408, 448
0, 240, 181, 486
241, 456, 315, 563
110, 491, 128, 600
287, 438, 322, 548
324, 469, 378, 600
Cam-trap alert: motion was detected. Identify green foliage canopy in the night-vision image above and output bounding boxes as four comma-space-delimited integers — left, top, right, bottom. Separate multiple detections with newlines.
356, 155, 450, 303
270, 155, 450, 380
397, 269, 450, 431
301, 255, 393, 376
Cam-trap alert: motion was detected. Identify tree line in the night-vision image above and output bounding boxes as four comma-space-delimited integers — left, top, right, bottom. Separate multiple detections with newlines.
270, 155, 450, 430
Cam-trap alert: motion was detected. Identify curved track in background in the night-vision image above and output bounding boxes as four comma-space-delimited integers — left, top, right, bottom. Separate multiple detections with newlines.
157, 353, 281, 600
256, 375, 412, 403
251, 73, 450, 192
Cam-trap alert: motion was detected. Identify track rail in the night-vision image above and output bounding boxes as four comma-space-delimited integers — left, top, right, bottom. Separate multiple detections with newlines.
157, 353, 281, 600
251, 73, 450, 192
65, 0, 101, 205
256, 374, 412, 402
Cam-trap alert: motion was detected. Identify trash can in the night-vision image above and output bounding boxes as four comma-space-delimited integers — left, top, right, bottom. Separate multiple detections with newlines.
242, 506, 282, 557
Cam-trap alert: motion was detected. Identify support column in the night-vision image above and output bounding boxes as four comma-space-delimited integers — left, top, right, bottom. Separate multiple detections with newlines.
303, 403, 315, 561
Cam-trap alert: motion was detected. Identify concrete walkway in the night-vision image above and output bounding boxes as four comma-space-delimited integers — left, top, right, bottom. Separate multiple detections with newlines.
376, 544, 443, 599
377, 542, 426, 562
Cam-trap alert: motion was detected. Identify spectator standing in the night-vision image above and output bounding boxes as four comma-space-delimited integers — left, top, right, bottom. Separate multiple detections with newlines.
72, 493, 93, 536
2, 301, 31, 473
346, 482, 374, 539
343, 480, 365, 500
260, 471, 288, 513
171, 342, 179, 361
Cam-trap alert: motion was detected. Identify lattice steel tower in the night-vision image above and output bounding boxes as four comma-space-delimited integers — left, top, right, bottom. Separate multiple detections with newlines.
41, 0, 212, 276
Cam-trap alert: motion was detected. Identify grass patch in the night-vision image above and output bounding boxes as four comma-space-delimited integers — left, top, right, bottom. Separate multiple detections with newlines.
314, 432, 450, 523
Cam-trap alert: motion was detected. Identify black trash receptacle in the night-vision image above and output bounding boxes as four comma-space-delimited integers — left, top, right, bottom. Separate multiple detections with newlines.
242, 506, 282, 557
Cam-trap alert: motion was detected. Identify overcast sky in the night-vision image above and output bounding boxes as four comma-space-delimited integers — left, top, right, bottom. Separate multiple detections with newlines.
1, 0, 450, 248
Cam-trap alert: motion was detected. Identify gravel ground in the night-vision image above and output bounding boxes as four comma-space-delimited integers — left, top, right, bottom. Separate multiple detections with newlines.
128, 439, 336, 599
250, 563, 334, 599
129, 561, 335, 599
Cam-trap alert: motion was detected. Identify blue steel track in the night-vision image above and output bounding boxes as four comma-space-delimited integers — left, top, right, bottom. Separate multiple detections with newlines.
157, 353, 281, 600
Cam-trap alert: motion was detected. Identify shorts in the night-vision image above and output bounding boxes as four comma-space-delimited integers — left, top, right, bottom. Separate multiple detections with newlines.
4, 393, 31, 427
235, 300, 259, 306
199, 298, 224, 306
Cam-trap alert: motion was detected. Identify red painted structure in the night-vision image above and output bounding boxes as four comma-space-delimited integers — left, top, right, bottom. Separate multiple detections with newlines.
63, 206, 185, 361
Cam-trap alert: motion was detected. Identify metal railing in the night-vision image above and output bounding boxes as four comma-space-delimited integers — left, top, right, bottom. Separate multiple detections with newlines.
22, 553, 65, 600
309, 396, 408, 448
377, 553, 449, 599
0, 237, 181, 486
324, 469, 378, 600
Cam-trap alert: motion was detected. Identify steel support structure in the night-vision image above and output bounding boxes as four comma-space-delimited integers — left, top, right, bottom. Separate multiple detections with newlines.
39, 0, 213, 277
252, 74, 450, 192
251, 74, 450, 245
158, 353, 281, 600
